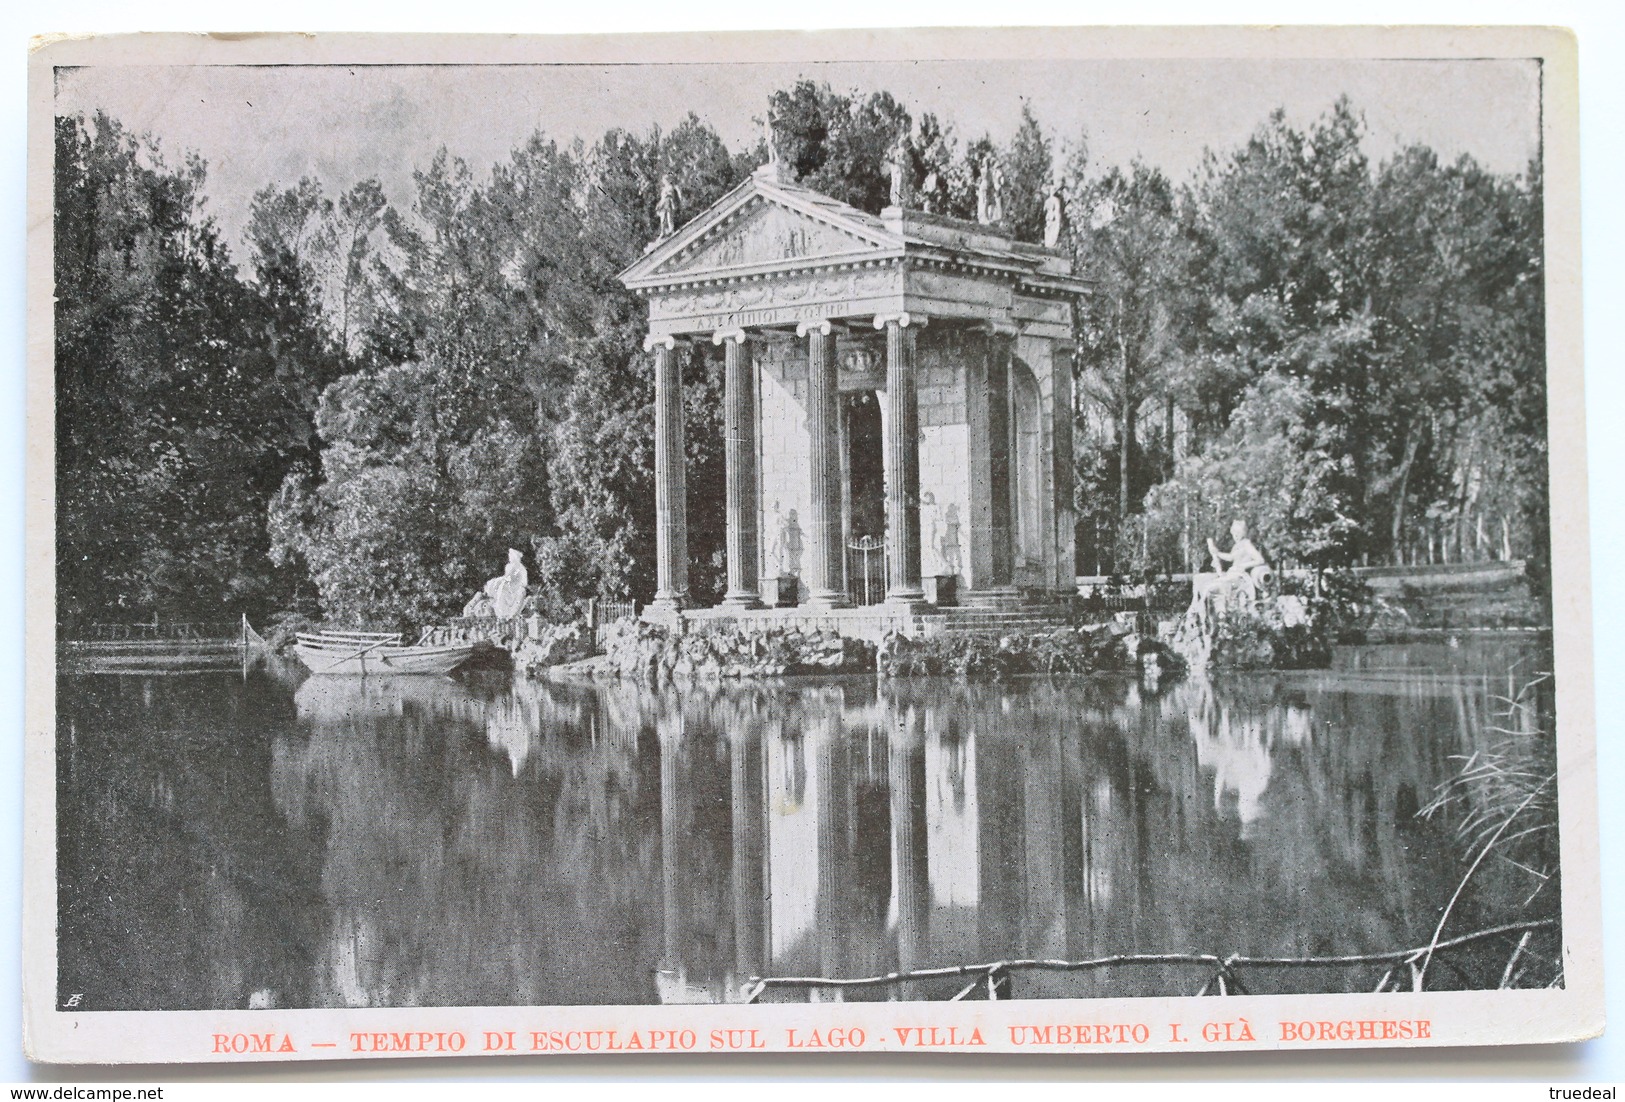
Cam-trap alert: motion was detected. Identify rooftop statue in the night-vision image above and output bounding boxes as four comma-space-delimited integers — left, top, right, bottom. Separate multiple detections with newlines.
977, 154, 1005, 225
920, 168, 945, 215
1043, 184, 1068, 248
655, 175, 681, 239
758, 104, 785, 180
886, 132, 911, 208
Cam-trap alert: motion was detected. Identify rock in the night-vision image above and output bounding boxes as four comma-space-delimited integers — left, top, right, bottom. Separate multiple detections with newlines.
596, 620, 876, 681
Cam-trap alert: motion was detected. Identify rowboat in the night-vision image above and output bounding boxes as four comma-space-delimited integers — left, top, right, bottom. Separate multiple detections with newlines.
292, 630, 476, 677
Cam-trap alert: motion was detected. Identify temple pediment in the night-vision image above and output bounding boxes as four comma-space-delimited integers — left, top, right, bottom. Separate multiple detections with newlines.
621, 172, 902, 290
620, 170, 1091, 340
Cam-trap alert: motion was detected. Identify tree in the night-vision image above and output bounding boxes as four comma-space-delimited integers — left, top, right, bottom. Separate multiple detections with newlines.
1073, 162, 1191, 523
326, 178, 389, 357
1364, 147, 1545, 568
270, 357, 548, 626
767, 81, 910, 214
534, 118, 739, 611
1002, 102, 1052, 243
1142, 373, 1360, 570
54, 111, 332, 625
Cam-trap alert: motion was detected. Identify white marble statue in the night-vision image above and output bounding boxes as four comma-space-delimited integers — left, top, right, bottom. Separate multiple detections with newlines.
467, 548, 529, 621
939, 504, 963, 577
655, 175, 681, 238
1043, 185, 1067, 248
769, 502, 803, 577
922, 492, 942, 574
887, 133, 910, 208
921, 169, 945, 215
977, 155, 1005, 225
1207, 519, 1266, 585
762, 105, 782, 176
1170, 520, 1277, 668
1187, 520, 1270, 621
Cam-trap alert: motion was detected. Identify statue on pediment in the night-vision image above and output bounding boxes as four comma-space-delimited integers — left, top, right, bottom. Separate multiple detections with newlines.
977, 154, 1005, 225
759, 104, 785, 180
886, 132, 911, 208
1043, 184, 1068, 248
655, 175, 681, 239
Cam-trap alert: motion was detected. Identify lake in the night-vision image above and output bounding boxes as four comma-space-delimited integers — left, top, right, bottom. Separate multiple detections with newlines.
55, 640, 1559, 1011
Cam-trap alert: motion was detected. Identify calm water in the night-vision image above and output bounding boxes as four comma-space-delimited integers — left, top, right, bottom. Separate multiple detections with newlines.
57, 642, 1558, 1010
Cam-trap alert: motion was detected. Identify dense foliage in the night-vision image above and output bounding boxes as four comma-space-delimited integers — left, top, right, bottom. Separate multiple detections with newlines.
55, 83, 1547, 628
1076, 101, 1546, 586
54, 113, 340, 626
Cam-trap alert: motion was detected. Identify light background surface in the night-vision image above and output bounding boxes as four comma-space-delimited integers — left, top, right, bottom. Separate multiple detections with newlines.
6, 0, 1622, 1086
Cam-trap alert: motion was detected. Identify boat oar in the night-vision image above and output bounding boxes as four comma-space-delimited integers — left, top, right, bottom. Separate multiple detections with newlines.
328, 636, 399, 666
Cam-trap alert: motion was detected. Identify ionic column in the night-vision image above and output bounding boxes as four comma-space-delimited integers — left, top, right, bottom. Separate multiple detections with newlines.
647, 334, 689, 611
798, 318, 850, 608
876, 313, 927, 605
886, 695, 928, 998
728, 719, 764, 983
657, 705, 688, 970
812, 717, 846, 994
716, 328, 762, 609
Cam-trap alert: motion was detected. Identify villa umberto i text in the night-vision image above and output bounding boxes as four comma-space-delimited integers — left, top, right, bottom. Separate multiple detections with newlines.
620, 155, 1091, 630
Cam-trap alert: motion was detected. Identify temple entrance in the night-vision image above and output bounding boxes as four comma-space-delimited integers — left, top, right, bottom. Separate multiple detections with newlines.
842, 391, 886, 605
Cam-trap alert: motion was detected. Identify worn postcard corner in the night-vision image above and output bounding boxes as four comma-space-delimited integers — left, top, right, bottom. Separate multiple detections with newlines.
24, 25, 1598, 1066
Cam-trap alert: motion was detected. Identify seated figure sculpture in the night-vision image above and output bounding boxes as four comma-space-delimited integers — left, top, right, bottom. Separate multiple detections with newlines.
1190, 520, 1272, 622
463, 548, 529, 620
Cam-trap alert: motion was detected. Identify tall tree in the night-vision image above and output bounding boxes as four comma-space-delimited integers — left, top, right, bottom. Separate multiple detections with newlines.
1002, 102, 1053, 243
325, 178, 389, 357
55, 111, 330, 624
1073, 162, 1191, 523
767, 81, 910, 214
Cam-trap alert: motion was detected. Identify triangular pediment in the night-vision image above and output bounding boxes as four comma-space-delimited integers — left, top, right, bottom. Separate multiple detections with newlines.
666, 198, 882, 273
621, 174, 902, 289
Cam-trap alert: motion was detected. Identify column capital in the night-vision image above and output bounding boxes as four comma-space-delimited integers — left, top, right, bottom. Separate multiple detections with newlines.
874, 312, 929, 330
795, 318, 834, 337
642, 332, 677, 352
712, 327, 748, 346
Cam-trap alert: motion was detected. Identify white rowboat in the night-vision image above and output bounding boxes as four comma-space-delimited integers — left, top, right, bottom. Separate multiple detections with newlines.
292, 630, 476, 677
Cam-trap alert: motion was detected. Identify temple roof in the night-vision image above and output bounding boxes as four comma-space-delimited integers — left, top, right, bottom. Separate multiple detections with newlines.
619, 166, 1088, 297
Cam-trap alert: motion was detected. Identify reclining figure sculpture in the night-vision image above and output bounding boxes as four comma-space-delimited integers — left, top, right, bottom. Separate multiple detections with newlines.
463, 548, 530, 621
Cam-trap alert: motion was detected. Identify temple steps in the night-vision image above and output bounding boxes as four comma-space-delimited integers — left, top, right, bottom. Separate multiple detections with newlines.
921, 606, 1076, 635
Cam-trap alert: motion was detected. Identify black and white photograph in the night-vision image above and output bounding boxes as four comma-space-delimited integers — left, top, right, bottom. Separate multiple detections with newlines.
22, 27, 1600, 1064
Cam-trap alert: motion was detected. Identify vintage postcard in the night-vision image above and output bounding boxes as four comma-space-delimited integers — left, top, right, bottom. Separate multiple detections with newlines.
23, 26, 1600, 1064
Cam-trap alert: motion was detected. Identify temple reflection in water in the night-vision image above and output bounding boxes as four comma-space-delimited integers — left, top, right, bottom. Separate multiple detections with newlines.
170, 647, 1534, 1010
54, 641, 1550, 1011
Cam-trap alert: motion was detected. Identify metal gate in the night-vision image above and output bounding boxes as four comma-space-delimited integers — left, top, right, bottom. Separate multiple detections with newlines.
845, 535, 886, 606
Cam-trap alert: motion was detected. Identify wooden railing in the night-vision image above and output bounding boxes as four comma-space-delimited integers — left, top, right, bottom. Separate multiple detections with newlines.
67, 620, 246, 644
740, 918, 1558, 1003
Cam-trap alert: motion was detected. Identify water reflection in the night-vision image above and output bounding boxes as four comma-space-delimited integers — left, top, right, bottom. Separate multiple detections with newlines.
56, 642, 1556, 1010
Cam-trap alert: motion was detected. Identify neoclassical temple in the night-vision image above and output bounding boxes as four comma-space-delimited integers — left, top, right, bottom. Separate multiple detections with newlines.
620, 161, 1090, 629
